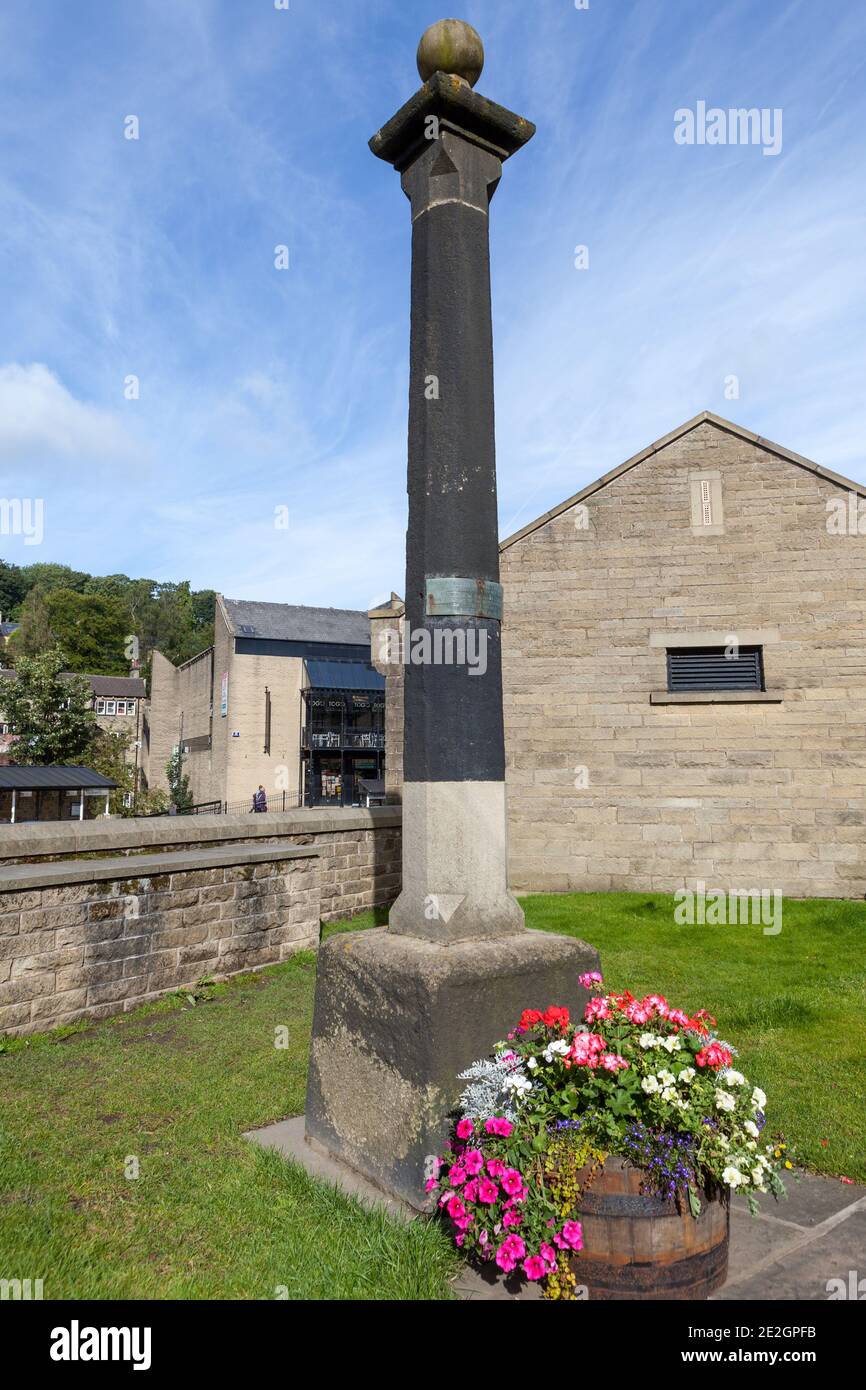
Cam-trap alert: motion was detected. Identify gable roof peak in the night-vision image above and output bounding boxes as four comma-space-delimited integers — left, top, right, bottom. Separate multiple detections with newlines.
500, 412, 866, 551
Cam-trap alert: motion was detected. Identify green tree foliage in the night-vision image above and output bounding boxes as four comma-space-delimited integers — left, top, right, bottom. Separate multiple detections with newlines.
8, 588, 56, 660
0, 648, 95, 765
0, 560, 216, 677
166, 746, 192, 810
43, 590, 131, 675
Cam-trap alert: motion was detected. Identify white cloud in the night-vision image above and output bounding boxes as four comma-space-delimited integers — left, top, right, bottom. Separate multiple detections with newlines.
0, 363, 137, 464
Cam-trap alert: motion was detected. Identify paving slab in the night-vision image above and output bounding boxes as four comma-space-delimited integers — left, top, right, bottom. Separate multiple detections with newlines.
247, 1116, 866, 1302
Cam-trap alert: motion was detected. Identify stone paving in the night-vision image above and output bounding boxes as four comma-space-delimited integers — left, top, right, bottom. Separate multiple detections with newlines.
247, 1116, 866, 1302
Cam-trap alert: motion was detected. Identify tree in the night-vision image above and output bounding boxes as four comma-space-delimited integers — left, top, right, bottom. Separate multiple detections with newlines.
0, 648, 95, 764
42, 590, 132, 674
0, 559, 27, 619
166, 746, 192, 810
8, 588, 57, 661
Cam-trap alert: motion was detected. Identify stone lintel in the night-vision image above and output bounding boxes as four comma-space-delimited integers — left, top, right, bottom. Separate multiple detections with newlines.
370, 71, 535, 172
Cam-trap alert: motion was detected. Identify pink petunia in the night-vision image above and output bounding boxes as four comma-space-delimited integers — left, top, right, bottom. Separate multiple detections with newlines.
463, 1180, 479, 1204
523, 1255, 547, 1282
485, 1117, 514, 1138
463, 1149, 484, 1176
539, 1243, 558, 1269
447, 1196, 466, 1221
495, 1234, 526, 1273
455, 1118, 474, 1140
448, 1164, 467, 1187
501, 1169, 524, 1197
424, 1177, 437, 1193
503, 1207, 523, 1229
477, 1178, 500, 1204
486, 1159, 506, 1178
561, 1220, 583, 1251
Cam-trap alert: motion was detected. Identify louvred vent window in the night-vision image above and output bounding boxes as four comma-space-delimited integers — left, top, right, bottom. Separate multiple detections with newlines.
667, 646, 764, 693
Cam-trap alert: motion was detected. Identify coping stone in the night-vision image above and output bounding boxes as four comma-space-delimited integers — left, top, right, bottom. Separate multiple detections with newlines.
0, 841, 318, 894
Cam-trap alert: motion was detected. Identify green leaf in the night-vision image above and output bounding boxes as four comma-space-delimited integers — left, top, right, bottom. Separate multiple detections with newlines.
687, 1185, 702, 1219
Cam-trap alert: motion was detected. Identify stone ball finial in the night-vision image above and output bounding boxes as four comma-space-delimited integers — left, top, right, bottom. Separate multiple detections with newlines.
417, 19, 484, 87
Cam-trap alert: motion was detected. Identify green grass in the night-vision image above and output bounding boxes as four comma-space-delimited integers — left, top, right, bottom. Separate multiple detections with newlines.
522, 891, 866, 1183
0, 952, 456, 1300
1, 891, 863, 1299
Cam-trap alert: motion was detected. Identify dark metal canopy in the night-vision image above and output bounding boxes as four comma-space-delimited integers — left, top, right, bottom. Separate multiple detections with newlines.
0, 766, 117, 790
304, 660, 385, 693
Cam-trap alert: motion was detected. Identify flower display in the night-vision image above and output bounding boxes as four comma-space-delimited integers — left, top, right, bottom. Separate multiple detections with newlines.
428, 973, 788, 1299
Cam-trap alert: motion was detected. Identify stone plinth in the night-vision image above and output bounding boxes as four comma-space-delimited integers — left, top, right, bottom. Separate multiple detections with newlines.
305, 926, 600, 1209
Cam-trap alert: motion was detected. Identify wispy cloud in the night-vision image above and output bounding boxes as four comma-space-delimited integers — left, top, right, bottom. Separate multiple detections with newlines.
0, 0, 863, 598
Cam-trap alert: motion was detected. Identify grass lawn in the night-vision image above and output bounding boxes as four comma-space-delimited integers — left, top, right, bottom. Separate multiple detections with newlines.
0, 891, 863, 1298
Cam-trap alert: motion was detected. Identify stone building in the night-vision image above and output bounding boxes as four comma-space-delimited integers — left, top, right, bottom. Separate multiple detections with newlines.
373, 412, 866, 899
0, 672, 144, 780
142, 595, 385, 810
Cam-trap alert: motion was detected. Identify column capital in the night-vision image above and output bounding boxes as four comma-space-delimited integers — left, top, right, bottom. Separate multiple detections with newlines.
369, 71, 535, 174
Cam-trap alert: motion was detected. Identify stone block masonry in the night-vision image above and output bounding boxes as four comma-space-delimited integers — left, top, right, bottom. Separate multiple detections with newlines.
0, 807, 402, 925
0, 843, 320, 1037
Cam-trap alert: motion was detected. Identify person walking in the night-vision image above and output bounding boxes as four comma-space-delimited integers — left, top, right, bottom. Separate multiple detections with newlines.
251, 785, 268, 813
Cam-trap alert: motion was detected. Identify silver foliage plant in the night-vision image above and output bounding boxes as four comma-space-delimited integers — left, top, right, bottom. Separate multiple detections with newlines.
457, 1054, 519, 1123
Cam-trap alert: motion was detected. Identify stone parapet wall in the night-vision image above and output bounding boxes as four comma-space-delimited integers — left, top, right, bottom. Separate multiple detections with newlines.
0, 808, 402, 923
0, 843, 319, 1037
0, 809, 404, 1036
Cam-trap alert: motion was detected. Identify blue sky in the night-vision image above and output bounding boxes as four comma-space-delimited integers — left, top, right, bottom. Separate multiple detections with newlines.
1, 0, 864, 610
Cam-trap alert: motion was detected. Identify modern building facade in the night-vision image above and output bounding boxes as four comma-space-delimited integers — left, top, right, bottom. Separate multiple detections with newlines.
142, 595, 384, 810
373, 413, 866, 899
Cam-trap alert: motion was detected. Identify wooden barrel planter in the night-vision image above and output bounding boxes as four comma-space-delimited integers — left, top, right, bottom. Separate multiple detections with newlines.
570, 1157, 729, 1300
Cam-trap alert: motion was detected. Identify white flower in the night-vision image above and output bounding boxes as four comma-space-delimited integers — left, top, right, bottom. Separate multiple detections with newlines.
658, 1069, 676, 1087
715, 1089, 736, 1113
751, 1167, 766, 1187
744, 1120, 759, 1139
751, 1087, 767, 1110
641, 1075, 660, 1094
718, 1136, 730, 1150
638, 1033, 657, 1049
548, 1039, 569, 1055
722, 1166, 746, 1188
661, 1086, 678, 1104
662, 1035, 682, 1053
722, 1069, 745, 1087
527, 1057, 539, 1071
503, 1072, 532, 1096
678, 1067, 695, 1084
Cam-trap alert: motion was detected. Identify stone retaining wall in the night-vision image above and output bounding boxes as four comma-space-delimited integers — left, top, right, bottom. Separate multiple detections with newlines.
0, 808, 402, 924
0, 809, 404, 1037
0, 844, 320, 1037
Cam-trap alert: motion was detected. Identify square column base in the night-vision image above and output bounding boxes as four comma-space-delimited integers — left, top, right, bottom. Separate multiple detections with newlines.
305, 926, 601, 1210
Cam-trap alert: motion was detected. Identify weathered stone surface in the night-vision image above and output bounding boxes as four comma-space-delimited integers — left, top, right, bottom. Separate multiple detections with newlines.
0, 849, 321, 1036
305, 927, 600, 1209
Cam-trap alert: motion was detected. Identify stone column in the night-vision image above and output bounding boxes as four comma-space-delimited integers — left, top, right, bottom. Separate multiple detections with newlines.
304, 21, 600, 1209
377, 30, 531, 945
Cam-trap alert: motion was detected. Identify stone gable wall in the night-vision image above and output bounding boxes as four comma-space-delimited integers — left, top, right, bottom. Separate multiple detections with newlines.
499, 421, 866, 898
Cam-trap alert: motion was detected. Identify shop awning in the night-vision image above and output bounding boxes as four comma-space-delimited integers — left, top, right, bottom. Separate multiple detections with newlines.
304, 660, 385, 692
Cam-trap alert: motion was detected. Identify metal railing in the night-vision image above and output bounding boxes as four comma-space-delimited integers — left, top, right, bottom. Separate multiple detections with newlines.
302, 725, 385, 751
